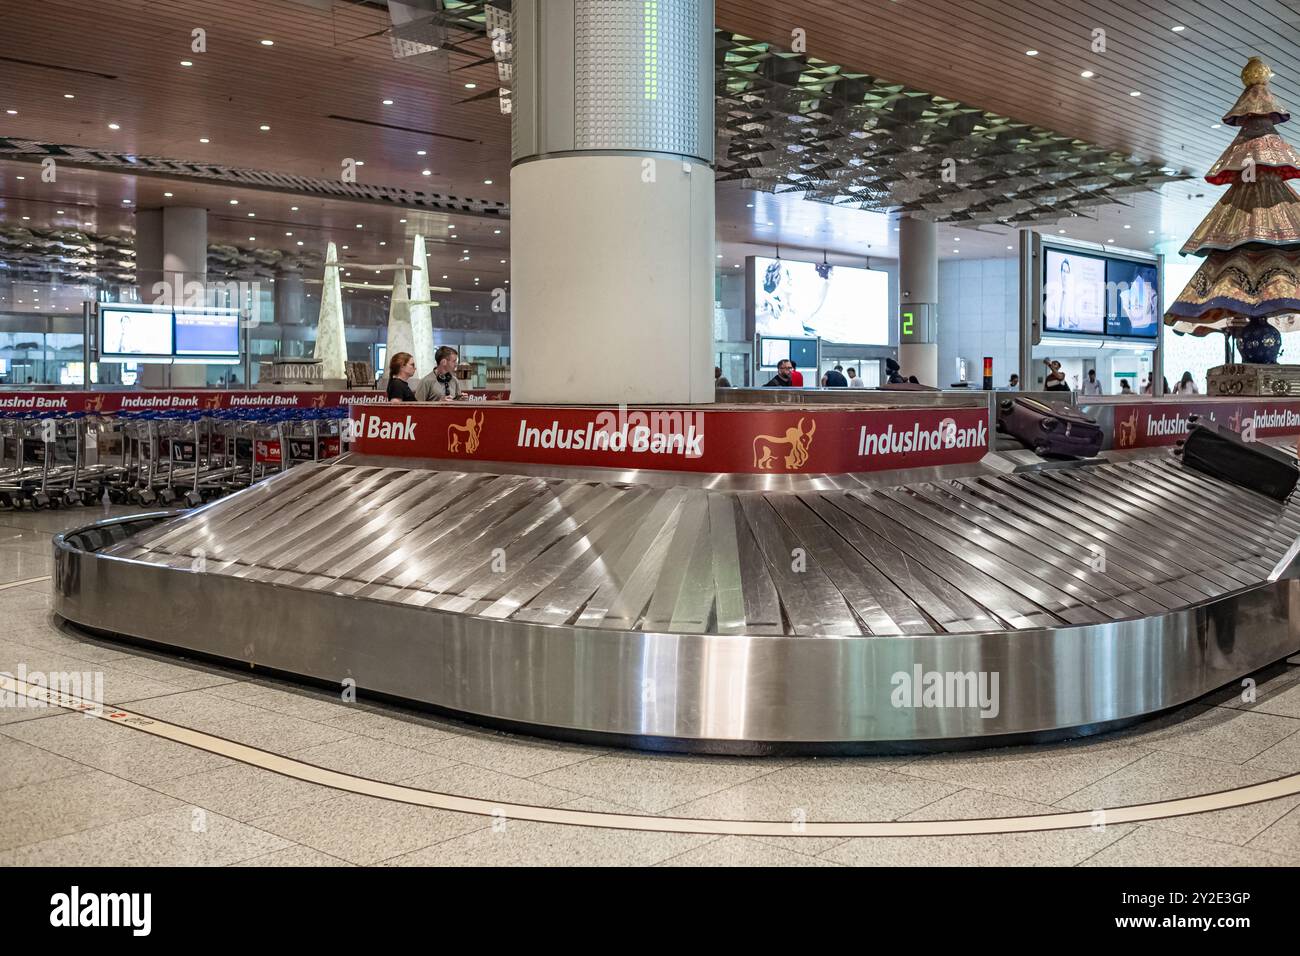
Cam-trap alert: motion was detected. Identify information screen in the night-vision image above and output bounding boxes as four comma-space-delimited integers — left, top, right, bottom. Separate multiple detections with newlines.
99, 307, 173, 359
1042, 249, 1107, 334
1106, 260, 1160, 338
174, 308, 241, 355
760, 338, 790, 367
751, 257, 889, 344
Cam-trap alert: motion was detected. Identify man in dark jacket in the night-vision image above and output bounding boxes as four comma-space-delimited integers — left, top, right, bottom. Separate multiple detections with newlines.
885, 357, 906, 385
765, 360, 795, 387
822, 365, 848, 387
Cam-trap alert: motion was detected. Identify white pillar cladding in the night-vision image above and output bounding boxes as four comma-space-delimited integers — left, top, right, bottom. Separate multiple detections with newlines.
314, 241, 347, 380
409, 235, 437, 375
136, 207, 208, 387
898, 216, 940, 387
509, 0, 716, 405
385, 259, 415, 370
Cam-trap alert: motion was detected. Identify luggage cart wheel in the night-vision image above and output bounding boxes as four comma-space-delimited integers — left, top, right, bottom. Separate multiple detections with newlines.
157, 487, 175, 505
31, 492, 50, 510
62, 490, 81, 508
109, 487, 127, 505
137, 489, 157, 506
183, 490, 204, 509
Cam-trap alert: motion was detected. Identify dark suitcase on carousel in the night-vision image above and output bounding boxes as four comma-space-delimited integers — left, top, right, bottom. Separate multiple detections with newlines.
1176, 418, 1299, 502
996, 396, 1103, 459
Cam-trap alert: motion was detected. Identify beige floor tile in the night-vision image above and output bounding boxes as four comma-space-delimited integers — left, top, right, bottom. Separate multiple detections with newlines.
320, 708, 467, 749
424, 731, 605, 778
122, 689, 355, 753
1246, 803, 1300, 859
1057, 750, 1300, 846
0, 735, 85, 790
153, 762, 340, 823
1082, 826, 1292, 867
399, 762, 577, 808
230, 844, 355, 867
0, 769, 180, 851
250, 792, 487, 865
382, 797, 713, 867
657, 835, 841, 867
821, 823, 1135, 867
291, 735, 458, 784
1101, 706, 1300, 765
1244, 732, 1300, 774
665, 762, 958, 822
898, 739, 1150, 805
533, 752, 790, 814
0, 805, 290, 866
899, 787, 1063, 821
2, 711, 231, 783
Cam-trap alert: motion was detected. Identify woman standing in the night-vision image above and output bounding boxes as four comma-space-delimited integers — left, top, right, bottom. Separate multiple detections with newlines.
386, 352, 418, 402
1175, 371, 1199, 395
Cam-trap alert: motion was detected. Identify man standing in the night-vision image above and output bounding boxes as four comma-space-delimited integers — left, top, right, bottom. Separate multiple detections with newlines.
1008, 373, 1020, 389
822, 365, 848, 387
765, 360, 796, 387
714, 365, 732, 389
1082, 369, 1104, 396
416, 345, 464, 402
847, 367, 864, 388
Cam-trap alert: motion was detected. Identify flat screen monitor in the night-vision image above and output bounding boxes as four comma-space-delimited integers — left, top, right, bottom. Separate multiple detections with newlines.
99, 306, 173, 359
174, 307, 241, 355
1042, 249, 1107, 334
1106, 259, 1160, 337
758, 336, 817, 370
759, 337, 790, 367
750, 257, 889, 344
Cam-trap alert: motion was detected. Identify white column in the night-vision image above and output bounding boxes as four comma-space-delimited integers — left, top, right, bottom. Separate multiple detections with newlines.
898, 217, 939, 387
409, 236, 437, 376
314, 242, 347, 381
509, 0, 715, 405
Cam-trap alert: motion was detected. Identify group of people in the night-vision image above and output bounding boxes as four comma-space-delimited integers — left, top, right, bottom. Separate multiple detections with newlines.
385, 346, 465, 402
1040, 358, 1200, 395
760, 361, 866, 388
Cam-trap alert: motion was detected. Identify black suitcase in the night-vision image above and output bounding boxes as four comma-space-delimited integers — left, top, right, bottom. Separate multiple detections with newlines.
1176, 417, 1299, 502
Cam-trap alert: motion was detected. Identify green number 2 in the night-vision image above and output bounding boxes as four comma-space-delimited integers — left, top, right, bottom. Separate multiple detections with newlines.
903, 312, 914, 337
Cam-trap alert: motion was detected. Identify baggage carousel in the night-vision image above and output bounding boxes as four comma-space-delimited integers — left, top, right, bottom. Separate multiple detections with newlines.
51, 445, 1300, 754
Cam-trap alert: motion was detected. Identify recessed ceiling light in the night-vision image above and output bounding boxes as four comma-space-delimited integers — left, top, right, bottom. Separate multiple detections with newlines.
63, 93, 74, 99
260, 39, 274, 46
1212, 123, 1221, 129
199, 137, 209, 143
21, 215, 29, 220
285, 231, 293, 236
122, 199, 131, 204
421, 169, 431, 176
734, 264, 740, 268
355, 160, 364, 166
952, 249, 959, 253
379, 241, 386, 246
1171, 25, 1186, 32
465, 82, 477, 89
290, 206, 298, 211
399, 218, 407, 223
108, 122, 120, 129
1058, 229, 1066, 233
342, 245, 348, 250
247, 212, 255, 217
356, 223, 363, 228
297, 241, 303, 246
494, 229, 501, 234
499, 259, 506, 264
442, 275, 448, 279
5, 109, 17, 115
382, 99, 394, 105
954, 237, 960, 241
1025, 49, 1038, 56
1107, 238, 1115, 242
1006, 245, 1013, 250
15, 175, 24, 180
1080, 70, 1094, 78
462, 249, 469, 253
229, 199, 238, 205
56, 210, 63, 214
416, 150, 427, 156
1130, 90, 1142, 97
163, 192, 173, 197
1123, 224, 1131, 229
1148, 229, 1155, 234
259, 124, 270, 131
180, 60, 193, 67
483, 179, 493, 185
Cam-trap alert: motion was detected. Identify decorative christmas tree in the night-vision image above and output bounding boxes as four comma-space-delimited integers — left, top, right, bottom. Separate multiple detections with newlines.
1165, 57, 1300, 364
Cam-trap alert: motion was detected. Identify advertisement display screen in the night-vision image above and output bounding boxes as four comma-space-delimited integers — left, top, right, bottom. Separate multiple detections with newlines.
1042, 249, 1107, 334
751, 257, 889, 344
99, 307, 173, 359
760, 337, 790, 367
1105, 260, 1160, 338
174, 308, 241, 355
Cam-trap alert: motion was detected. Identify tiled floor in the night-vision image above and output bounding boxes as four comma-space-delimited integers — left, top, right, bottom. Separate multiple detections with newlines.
2, 505, 1300, 866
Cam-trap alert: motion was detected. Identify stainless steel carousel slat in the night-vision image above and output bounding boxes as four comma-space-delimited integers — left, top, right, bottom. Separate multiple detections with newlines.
875, 485, 1126, 617
581, 489, 696, 629
823, 493, 1009, 632
706, 491, 750, 634
635, 492, 715, 632
850, 488, 1083, 627
377, 476, 550, 601
262, 470, 504, 589
1024, 471, 1251, 581
916, 480, 1175, 616
766, 493, 917, 635
664, 505, 719, 633
427, 483, 627, 614
514, 487, 686, 625
477, 486, 660, 620
1052, 467, 1269, 576
724, 493, 786, 635
798, 494, 942, 635
947, 479, 1186, 610
242, 470, 466, 584
1000, 474, 1230, 598
738, 493, 864, 635
975, 477, 1222, 604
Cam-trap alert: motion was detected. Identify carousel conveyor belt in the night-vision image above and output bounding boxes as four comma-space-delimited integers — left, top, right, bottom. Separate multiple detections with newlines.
96, 451, 1300, 638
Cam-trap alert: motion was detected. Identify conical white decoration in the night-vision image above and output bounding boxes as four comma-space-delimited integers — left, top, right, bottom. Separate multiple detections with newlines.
313, 241, 347, 380
385, 259, 414, 373
409, 234, 437, 375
